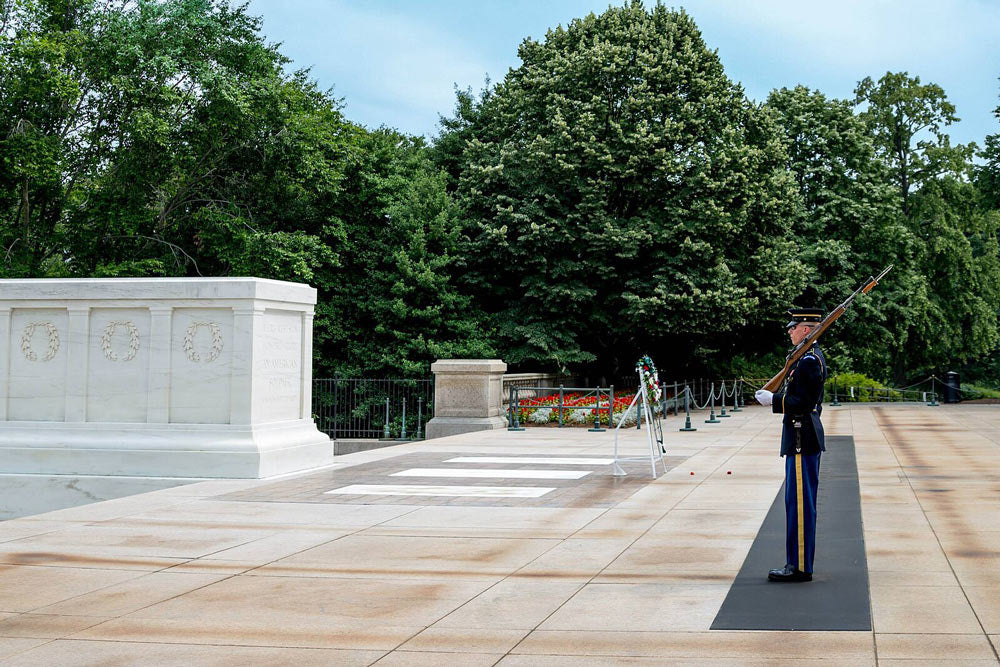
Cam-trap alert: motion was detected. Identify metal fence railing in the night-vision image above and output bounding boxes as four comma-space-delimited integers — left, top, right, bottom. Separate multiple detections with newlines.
502, 373, 573, 404
507, 382, 694, 430
310, 372, 950, 440
312, 378, 433, 440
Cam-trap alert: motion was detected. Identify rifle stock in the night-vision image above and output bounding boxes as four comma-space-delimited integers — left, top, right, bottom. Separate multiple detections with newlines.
760, 265, 892, 395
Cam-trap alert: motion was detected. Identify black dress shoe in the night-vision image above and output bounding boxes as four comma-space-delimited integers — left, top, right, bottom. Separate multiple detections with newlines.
767, 564, 812, 582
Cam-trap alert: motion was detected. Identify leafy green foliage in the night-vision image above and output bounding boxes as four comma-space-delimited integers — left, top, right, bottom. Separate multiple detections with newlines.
960, 383, 1000, 399
4, 1, 999, 385
764, 86, 905, 378
852, 73, 1000, 381
0, 0, 343, 280
438, 2, 802, 377
826, 372, 900, 401
0, 0, 491, 378
318, 130, 495, 377
977, 84, 1000, 212
855, 72, 975, 216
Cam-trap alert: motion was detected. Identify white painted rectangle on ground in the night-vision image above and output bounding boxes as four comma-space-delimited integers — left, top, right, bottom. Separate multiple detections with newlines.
391, 468, 590, 480
326, 484, 555, 498
445, 457, 614, 465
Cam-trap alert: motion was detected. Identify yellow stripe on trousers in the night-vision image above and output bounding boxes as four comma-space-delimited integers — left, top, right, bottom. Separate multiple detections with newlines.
795, 454, 805, 569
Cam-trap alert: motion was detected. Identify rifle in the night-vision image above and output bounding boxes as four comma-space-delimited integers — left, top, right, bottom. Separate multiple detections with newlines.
761, 265, 893, 393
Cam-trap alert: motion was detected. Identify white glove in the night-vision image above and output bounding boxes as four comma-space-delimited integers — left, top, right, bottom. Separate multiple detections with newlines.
755, 389, 773, 406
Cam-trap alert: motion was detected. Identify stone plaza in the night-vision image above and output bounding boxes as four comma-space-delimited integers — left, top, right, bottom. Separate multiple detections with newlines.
0, 402, 998, 665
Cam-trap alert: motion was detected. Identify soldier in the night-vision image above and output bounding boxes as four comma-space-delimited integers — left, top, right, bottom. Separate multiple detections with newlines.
755, 307, 828, 582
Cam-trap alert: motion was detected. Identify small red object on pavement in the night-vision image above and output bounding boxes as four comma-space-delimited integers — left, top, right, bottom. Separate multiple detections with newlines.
727, 471, 732, 475
690, 471, 695, 475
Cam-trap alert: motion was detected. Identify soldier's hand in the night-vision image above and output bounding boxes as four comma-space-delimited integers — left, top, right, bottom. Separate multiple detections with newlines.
755, 389, 773, 406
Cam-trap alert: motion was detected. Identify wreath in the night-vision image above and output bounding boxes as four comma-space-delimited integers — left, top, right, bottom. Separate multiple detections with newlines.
183, 321, 224, 363
21, 322, 60, 362
636, 354, 662, 406
101, 320, 140, 362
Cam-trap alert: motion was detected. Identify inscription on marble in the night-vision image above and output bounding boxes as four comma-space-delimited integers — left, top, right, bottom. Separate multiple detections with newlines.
256, 310, 301, 422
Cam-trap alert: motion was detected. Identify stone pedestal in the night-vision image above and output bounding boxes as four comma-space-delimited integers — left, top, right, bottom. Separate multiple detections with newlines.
0, 278, 332, 478
425, 359, 507, 439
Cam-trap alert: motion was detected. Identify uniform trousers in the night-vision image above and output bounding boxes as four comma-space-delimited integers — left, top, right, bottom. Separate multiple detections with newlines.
784, 452, 821, 573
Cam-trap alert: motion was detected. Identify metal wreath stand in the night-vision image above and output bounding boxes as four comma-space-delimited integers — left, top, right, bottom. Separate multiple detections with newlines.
611, 364, 667, 478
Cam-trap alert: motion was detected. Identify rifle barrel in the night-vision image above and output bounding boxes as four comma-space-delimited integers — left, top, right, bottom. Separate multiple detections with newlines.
761, 264, 892, 393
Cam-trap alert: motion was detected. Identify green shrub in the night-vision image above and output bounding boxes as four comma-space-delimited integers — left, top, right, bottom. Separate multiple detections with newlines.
826, 372, 901, 402
728, 353, 786, 383
960, 383, 1000, 400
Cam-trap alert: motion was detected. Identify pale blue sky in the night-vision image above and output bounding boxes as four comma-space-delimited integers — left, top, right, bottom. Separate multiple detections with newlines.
246, 1, 1000, 147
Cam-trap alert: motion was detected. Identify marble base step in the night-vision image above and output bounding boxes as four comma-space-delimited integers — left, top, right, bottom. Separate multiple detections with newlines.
0, 419, 332, 478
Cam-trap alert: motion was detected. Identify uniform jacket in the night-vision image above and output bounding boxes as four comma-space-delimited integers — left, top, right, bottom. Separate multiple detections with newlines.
772, 343, 827, 457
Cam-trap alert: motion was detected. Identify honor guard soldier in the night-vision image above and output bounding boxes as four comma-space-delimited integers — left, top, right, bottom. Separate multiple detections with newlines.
755, 307, 828, 582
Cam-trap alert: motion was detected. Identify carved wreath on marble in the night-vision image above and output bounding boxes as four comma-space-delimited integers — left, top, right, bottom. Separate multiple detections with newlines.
21, 322, 61, 362
183, 321, 224, 363
101, 320, 140, 362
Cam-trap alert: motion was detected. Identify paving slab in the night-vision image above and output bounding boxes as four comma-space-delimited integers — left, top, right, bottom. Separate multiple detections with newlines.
0, 404, 998, 665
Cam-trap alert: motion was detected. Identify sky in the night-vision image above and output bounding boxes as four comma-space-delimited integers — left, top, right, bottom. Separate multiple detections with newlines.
245, 0, 1000, 147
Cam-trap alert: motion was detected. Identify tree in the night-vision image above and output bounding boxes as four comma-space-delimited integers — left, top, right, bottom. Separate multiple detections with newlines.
976, 81, 1000, 210
318, 130, 494, 377
0, 0, 342, 280
765, 86, 911, 378
905, 178, 1000, 372
854, 72, 1000, 381
0, 0, 489, 378
440, 1, 802, 377
855, 72, 975, 216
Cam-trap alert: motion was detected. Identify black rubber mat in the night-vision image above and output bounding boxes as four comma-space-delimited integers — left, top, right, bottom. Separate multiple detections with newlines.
711, 435, 871, 630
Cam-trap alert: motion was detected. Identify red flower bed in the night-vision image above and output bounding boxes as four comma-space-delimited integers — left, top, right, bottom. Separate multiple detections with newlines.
511, 389, 646, 425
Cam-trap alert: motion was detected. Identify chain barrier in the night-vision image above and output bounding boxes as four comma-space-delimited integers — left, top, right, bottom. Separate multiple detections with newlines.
505, 372, 957, 433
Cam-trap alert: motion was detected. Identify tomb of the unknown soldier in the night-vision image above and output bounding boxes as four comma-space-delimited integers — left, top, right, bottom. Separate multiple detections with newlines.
0, 278, 333, 518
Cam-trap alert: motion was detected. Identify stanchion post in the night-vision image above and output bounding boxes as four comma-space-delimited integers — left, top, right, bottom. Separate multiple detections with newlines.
832, 373, 841, 406
383, 397, 391, 439
719, 380, 731, 417
508, 386, 525, 431
731, 379, 742, 412
558, 384, 564, 428
705, 382, 720, 423
928, 377, 939, 406
400, 399, 407, 440
679, 385, 697, 431
589, 387, 606, 432
608, 385, 615, 428
507, 385, 513, 427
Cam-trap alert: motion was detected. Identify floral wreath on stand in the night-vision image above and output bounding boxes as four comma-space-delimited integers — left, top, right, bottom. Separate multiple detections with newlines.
636, 355, 662, 407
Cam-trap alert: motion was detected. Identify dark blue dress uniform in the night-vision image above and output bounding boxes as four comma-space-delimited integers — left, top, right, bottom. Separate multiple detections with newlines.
772, 336, 827, 577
